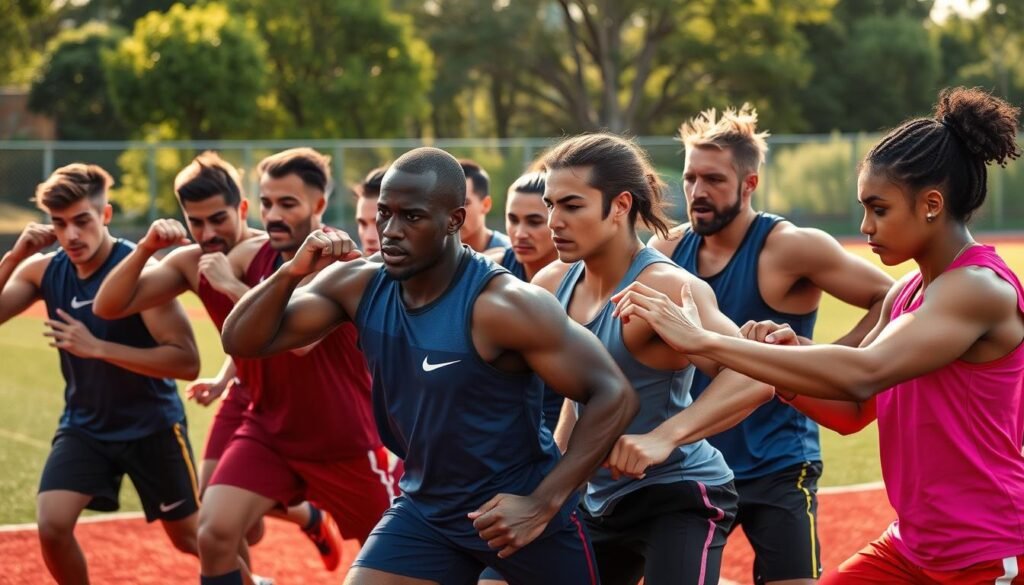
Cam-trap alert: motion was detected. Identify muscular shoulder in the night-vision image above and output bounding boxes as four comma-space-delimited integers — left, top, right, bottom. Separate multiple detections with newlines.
308, 257, 382, 307
633, 260, 709, 304
474, 274, 568, 344
16, 252, 56, 286
531, 259, 574, 293
647, 223, 689, 256
764, 222, 847, 268
163, 244, 203, 269
226, 236, 265, 271
484, 247, 505, 264
931, 263, 1021, 322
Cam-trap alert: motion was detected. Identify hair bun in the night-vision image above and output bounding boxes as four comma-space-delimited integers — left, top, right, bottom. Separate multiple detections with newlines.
935, 86, 1021, 167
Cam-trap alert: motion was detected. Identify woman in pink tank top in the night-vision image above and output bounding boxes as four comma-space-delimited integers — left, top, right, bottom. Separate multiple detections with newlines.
612, 87, 1024, 584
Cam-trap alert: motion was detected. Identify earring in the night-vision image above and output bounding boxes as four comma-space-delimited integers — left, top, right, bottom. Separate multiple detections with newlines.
926, 214, 935, 223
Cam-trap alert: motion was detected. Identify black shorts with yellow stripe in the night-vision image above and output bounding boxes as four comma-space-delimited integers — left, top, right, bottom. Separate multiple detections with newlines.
731, 461, 823, 584
39, 421, 199, 522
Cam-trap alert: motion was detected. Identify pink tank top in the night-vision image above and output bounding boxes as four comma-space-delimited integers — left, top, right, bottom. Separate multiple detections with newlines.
879, 244, 1024, 570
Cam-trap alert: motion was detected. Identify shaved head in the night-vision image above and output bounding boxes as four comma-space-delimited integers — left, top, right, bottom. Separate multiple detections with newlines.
384, 147, 466, 211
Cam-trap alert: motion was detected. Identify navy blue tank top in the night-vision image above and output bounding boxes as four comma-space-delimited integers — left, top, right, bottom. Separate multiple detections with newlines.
555, 247, 732, 516
41, 239, 184, 441
672, 212, 820, 478
499, 247, 564, 434
355, 248, 571, 535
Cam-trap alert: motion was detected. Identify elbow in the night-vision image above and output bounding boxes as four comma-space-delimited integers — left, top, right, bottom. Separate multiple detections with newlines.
619, 381, 641, 422
91, 297, 123, 320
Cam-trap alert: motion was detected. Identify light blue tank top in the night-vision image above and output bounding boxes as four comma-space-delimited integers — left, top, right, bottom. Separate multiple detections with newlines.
554, 247, 733, 516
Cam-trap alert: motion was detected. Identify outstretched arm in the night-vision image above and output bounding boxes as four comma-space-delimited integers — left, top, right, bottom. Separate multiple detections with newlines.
221, 229, 362, 358
616, 268, 1010, 401
469, 281, 638, 558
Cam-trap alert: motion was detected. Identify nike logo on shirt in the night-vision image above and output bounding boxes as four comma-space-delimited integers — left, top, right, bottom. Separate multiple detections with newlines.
422, 357, 461, 372
70, 297, 93, 309
158, 499, 186, 513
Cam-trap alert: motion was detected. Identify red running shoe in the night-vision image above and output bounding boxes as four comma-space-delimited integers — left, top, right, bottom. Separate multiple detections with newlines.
304, 508, 344, 571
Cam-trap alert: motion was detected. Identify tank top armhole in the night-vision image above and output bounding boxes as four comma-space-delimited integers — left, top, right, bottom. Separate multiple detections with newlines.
353, 268, 387, 330
463, 268, 537, 380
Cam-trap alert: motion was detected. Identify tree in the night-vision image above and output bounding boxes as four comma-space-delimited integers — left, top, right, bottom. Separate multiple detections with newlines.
28, 23, 129, 140
226, 0, 432, 139
104, 2, 269, 139
0, 0, 47, 83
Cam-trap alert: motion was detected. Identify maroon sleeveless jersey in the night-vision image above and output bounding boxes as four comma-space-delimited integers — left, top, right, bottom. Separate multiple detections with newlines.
234, 240, 380, 460
197, 274, 252, 405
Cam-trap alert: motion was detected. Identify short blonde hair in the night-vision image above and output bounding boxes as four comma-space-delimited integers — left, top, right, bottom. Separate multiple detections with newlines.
678, 104, 770, 176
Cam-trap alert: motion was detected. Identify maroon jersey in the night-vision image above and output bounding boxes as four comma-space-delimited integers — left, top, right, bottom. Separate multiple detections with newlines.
235, 240, 380, 460
196, 274, 252, 405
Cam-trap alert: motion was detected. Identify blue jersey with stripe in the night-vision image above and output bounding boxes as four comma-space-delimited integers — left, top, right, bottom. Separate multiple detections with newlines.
499, 247, 564, 435
555, 247, 733, 517
41, 239, 184, 441
354, 249, 571, 536
671, 212, 820, 479
487, 230, 511, 250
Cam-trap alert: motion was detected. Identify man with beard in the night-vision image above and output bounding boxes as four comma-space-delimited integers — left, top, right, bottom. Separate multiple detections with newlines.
195, 148, 397, 585
94, 152, 343, 575
648, 106, 892, 585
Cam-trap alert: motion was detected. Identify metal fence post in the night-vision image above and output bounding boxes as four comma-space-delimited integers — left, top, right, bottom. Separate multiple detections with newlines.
333, 144, 346, 227
850, 134, 861, 230
42, 143, 54, 181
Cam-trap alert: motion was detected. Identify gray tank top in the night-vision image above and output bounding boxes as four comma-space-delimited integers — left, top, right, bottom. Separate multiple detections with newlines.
554, 246, 733, 516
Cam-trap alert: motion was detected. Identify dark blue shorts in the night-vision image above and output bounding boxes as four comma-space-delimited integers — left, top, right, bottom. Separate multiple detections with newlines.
353, 497, 599, 585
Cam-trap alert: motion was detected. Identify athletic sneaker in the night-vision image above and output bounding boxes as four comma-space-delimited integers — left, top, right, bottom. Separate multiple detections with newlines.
252, 575, 274, 585
304, 509, 344, 571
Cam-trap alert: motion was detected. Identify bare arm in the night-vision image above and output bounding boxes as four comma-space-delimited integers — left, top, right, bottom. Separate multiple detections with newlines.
46, 299, 200, 380
621, 268, 1011, 402
0, 223, 57, 325
186, 356, 237, 406
221, 229, 363, 358
93, 219, 192, 319
470, 280, 638, 557
779, 228, 892, 346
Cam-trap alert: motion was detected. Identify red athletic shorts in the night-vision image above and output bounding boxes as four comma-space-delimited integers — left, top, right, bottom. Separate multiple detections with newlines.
202, 382, 251, 461
210, 435, 400, 543
823, 529, 1024, 584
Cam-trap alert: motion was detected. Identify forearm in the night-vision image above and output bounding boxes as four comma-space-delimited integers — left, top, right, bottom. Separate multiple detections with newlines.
552, 398, 576, 453
95, 340, 200, 380
530, 383, 638, 511
214, 356, 236, 384
833, 299, 884, 347
0, 252, 26, 324
216, 279, 249, 304
658, 370, 773, 446
698, 333, 879, 401
780, 393, 875, 435
93, 246, 154, 318
221, 268, 302, 357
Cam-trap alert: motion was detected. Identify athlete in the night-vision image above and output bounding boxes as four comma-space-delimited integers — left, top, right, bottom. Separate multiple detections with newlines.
0, 164, 200, 584
196, 148, 397, 585
615, 87, 1024, 584
460, 159, 511, 252
487, 171, 559, 282
354, 166, 386, 255
92, 152, 343, 572
527, 133, 773, 585
220, 146, 640, 585
647, 106, 893, 584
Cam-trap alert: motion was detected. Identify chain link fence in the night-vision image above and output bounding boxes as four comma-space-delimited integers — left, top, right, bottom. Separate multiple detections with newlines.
1, 135, 1021, 241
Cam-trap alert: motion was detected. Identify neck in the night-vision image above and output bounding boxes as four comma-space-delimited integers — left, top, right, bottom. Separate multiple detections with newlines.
400, 240, 466, 309
464, 227, 492, 253
698, 206, 757, 253
281, 220, 322, 261
916, 223, 975, 287
74, 233, 114, 279
523, 249, 559, 281
580, 230, 644, 301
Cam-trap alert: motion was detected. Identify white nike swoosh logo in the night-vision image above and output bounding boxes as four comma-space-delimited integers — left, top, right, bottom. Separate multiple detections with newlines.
422, 357, 461, 372
70, 297, 93, 309
159, 499, 186, 513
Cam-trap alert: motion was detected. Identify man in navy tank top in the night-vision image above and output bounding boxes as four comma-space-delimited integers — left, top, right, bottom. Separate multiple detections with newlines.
647, 106, 893, 585
196, 149, 398, 585
93, 152, 343, 575
529, 133, 773, 585
222, 147, 639, 585
0, 164, 201, 584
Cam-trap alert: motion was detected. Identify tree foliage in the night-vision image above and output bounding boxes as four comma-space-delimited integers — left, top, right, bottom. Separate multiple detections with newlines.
28, 23, 129, 140
103, 2, 269, 139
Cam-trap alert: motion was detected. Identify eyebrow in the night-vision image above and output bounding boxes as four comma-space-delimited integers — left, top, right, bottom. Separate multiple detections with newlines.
860, 195, 885, 205
542, 193, 585, 205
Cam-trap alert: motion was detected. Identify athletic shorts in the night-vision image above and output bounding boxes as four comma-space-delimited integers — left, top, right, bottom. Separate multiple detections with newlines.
39, 422, 199, 522
581, 480, 738, 585
202, 382, 250, 461
733, 461, 823, 583
823, 528, 1024, 584
209, 435, 398, 543
354, 496, 598, 585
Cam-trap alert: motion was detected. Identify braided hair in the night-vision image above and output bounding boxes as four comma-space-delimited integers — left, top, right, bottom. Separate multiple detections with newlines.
865, 87, 1020, 222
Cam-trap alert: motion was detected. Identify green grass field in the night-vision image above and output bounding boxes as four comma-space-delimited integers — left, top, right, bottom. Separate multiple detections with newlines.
1, 240, 1022, 524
